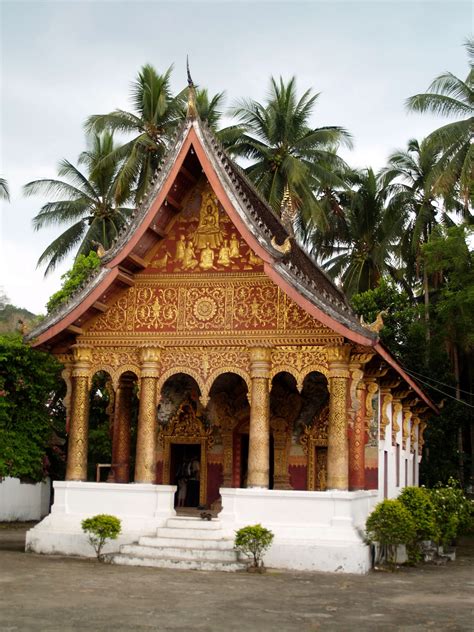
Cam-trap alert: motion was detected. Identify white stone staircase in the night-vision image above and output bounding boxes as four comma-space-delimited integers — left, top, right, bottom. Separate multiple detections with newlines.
110, 516, 247, 572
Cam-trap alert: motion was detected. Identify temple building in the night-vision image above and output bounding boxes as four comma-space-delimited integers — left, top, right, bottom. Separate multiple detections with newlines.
25, 92, 436, 573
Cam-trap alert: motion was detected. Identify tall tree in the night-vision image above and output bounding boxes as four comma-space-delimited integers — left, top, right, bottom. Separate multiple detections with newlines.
320, 169, 404, 297
86, 65, 181, 204
406, 38, 473, 211
24, 132, 134, 275
230, 76, 352, 229
0, 177, 9, 201
86, 64, 227, 204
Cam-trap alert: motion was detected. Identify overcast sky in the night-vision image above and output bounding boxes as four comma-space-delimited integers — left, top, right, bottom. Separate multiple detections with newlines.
0, 0, 471, 314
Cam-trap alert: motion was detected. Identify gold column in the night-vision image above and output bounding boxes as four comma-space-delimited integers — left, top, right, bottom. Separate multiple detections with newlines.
135, 348, 161, 484
247, 347, 271, 489
66, 346, 92, 481
113, 375, 134, 483
326, 345, 351, 490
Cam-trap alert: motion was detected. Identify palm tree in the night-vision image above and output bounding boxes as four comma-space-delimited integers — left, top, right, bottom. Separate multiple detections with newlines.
229, 77, 352, 229
406, 38, 473, 209
86, 64, 181, 204
87, 64, 227, 204
0, 177, 9, 201
24, 132, 134, 275
320, 169, 404, 297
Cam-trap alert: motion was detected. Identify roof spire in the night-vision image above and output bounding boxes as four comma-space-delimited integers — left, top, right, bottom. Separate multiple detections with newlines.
280, 184, 297, 236
186, 56, 198, 119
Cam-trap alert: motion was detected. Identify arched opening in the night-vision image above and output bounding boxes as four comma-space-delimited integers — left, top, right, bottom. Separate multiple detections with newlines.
87, 370, 114, 481
298, 371, 329, 491
208, 372, 249, 498
270, 372, 300, 490
157, 373, 206, 509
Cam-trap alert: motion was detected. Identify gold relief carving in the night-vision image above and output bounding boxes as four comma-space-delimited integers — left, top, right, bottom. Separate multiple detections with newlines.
411, 416, 419, 451
247, 373, 271, 488
301, 405, 329, 490
135, 375, 158, 483
271, 417, 291, 490
284, 296, 318, 331
66, 375, 90, 481
271, 346, 328, 390
402, 408, 412, 449
234, 285, 278, 329
89, 347, 140, 386
135, 287, 178, 330
380, 392, 393, 440
392, 401, 403, 445
327, 375, 349, 490
418, 420, 427, 456
326, 344, 351, 366
140, 347, 161, 378
89, 296, 128, 332
349, 367, 364, 412
185, 286, 226, 330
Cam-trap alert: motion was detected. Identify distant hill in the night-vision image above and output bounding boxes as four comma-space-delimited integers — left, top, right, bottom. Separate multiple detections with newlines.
0, 304, 39, 335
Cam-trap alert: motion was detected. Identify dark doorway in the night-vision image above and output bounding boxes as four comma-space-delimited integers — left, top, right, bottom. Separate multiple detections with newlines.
240, 434, 274, 489
170, 443, 201, 508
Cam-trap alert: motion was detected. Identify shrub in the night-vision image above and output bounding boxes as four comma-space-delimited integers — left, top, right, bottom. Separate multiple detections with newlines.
81, 514, 121, 560
430, 478, 473, 548
398, 486, 439, 563
47, 251, 101, 313
365, 499, 416, 567
235, 524, 274, 569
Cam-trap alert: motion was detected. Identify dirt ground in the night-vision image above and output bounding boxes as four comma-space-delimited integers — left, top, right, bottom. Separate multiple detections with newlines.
0, 524, 473, 632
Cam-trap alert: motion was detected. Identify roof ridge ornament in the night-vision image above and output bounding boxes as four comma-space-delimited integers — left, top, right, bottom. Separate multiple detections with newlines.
280, 183, 298, 236
186, 56, 198, 120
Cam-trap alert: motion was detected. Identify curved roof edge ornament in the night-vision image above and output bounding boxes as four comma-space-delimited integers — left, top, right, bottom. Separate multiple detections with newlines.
270, 235, 292, 255
280, 184, 298, 237
186, 56, 198, 119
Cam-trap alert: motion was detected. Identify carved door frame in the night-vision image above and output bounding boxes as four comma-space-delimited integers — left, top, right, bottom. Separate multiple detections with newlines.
162, 436, 208, 507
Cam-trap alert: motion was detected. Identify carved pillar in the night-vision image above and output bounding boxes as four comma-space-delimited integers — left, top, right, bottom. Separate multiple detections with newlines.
135, 348, 161, 484
247, 347, 271, 489
402, 406, 412, 450
112, 375, 134, 483
326, 345, 351, 490
349, 366, 366, 490
66, 346, 92, 481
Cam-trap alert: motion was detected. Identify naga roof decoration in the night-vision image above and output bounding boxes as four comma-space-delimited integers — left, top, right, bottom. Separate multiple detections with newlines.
26, 111, 437, 411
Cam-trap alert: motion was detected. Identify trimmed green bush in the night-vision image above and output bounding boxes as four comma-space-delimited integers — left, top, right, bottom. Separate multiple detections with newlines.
398, 486, 439, 563
430, 478, 473, 548
365, 499, 416, 567
235, 524, 274, 569
81, 514, 121, 560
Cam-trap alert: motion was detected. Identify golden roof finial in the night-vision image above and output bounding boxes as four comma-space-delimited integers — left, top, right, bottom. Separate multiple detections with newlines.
280, 183, 297, 236
186, 56, 198, 119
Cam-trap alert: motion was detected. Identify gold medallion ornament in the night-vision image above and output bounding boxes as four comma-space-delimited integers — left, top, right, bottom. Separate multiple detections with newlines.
193, 296, 218, 322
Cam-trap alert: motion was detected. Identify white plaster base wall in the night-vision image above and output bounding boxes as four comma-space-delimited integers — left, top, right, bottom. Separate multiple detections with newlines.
0, 477, 50, 521
26, 481, 176, 557
220, 488, 379, 574
27, 483, 378, 574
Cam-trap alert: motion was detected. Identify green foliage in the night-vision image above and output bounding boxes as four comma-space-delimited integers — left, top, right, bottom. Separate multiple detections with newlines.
398, 487, 439, 562
234, 524, 274, 569
81, 514, 122, 559
0, 335, 64, 481
430, 478, 473, 547
46, 251, 101, 313
365, 499, 417, 567
0, 303, 38, 335
352, 279, 420, 358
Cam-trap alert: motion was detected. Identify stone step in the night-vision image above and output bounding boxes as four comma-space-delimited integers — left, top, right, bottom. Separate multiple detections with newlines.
166, 517, 222, 530
139, 535, 235, 550
120, 544, 240, 562
111, 553, 247, 573
156, 527, 226, 540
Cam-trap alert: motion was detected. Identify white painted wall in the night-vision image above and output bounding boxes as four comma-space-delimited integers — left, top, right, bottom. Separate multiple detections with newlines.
26, 481, 177, 557
377, 397, 419, 500
0, 477, 50, 521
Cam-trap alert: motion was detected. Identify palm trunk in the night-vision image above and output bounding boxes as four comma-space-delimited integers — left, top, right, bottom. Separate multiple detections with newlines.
423, 265, 430, 364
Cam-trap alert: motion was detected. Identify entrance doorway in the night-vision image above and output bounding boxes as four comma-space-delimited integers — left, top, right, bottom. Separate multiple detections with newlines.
170, 443, 201, 508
